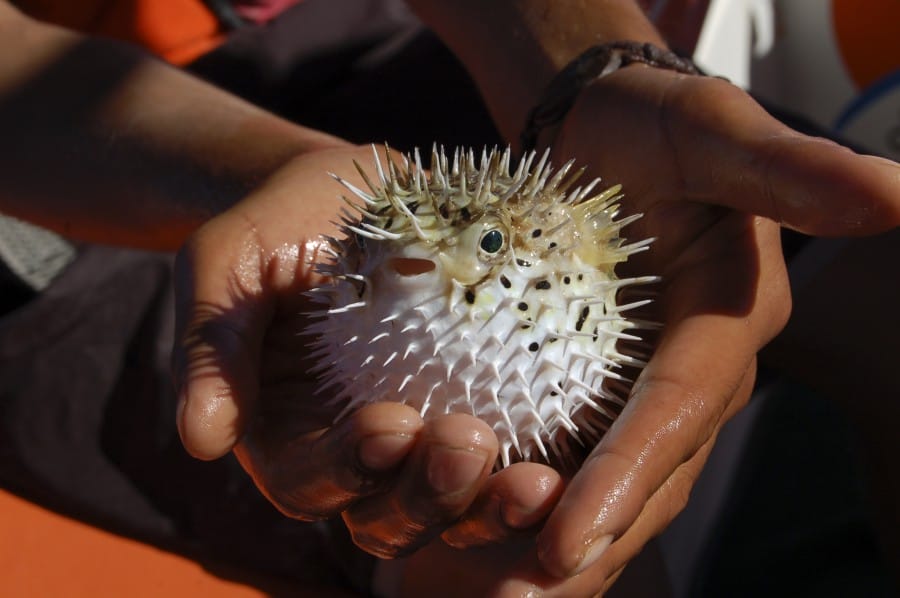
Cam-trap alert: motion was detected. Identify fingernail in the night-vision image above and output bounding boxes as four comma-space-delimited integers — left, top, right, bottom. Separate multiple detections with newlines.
427, 446, 488, 495
358, 433, 415, 471
572, 534, 614, 576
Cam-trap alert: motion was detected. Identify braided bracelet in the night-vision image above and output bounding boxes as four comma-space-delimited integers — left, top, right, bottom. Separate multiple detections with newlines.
520, 41, 700, 152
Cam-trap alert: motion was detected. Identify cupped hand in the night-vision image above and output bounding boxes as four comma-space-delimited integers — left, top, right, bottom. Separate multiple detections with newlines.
172, 144, 564, 559
519, 65, 900, 589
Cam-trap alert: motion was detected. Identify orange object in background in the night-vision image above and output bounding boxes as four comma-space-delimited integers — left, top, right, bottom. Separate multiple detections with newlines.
0, 489, 265, 597
0, 489, 350, 597
832, 0, 900, 91
14, 0, 226, 64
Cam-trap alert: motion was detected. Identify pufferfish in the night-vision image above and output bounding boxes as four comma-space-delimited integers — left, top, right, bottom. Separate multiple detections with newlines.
305, 146, 657, 468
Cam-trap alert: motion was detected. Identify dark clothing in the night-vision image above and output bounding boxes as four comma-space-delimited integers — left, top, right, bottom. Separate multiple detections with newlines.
0, 246, 345, 585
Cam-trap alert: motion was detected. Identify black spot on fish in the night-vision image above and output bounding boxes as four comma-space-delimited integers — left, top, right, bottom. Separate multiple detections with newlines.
516, 258, 532, 267
465, 289, 476, 304
549, 242, 558, 249
593, 325, 599, 342
460, 206, 472, 221
518, 302, 528, 311
550, 390, 558, 397
384, 217, 393, 230
532, 229, 542, 238
576, 306, 590, 332
549, 337, 558, 343
528, 342, 539, 352
563, 276, 571, 284
535, 280, 551, 290
578, 274, 584, 281
439, 203, 450, 219
500, 275, 511, 289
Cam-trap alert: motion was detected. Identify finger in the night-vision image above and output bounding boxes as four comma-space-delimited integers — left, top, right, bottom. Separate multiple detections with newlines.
560, 67, 900, 236
441, 462, 564, 548
569, 369, 755, 597
236, 402, 423, 520
532, 213, 787, 578
395, 536, 542, 597
661, 76, 900, 236
536, 300, 772, 577
342, 414, 498, 558
172, 146, 396, 460
590, 373, 748, 592
172, 211, 273, 460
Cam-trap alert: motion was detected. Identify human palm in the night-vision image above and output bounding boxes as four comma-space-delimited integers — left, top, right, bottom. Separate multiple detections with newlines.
512, 66, 896, 586
173, 144, 564, 558
383, 68, 900, 595
173, 68, 900, 595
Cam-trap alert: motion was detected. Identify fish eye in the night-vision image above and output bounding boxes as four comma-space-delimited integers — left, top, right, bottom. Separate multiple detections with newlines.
479, 229, 505, 254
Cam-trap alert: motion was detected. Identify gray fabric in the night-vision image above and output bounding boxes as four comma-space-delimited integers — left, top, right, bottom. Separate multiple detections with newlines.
0, 213, 74, 291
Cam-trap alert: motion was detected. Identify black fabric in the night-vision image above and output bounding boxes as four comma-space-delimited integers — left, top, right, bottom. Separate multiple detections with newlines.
0, 258, 34, 314
693, 382, 894, 597
0, 246, 347, 587
186, 0, 501, 153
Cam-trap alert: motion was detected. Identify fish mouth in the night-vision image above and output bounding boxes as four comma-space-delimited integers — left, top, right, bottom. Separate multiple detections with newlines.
389, 257, 436, 276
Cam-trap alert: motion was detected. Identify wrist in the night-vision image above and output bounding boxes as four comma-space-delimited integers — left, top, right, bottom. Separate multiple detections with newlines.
521, 41, 699, 153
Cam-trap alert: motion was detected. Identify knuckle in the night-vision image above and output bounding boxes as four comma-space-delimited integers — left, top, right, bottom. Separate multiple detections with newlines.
266, 486, 328, 520
268, 489, 346, 522
440, 520, 497, 549
404, 497, 463, 534
635, 375, 721, 456
347, 531, 412, 559
772, 286, 793, 331
343, 483, 473, 558
761, 251, 793, 338
655, 444, 709, 526
758, 279, 792, 344
344, 509, 433, 558
663, 470, 695, 520
265, 471, 359, 522
686, 75, 750, 116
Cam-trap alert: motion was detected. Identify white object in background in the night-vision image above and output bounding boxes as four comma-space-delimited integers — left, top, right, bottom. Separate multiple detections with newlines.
692, 0, 774, 88
750, 0, 857, 130
750, 0, 900, 160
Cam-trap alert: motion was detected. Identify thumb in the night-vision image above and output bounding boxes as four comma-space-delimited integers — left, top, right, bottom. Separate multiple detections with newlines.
172, 215, 272, 460
654, 76, 900, 236
562, 70, 900, 236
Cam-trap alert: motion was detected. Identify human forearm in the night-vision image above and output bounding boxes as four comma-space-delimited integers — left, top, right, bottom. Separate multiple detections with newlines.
0, 6, 346, 250
406, 0, 663, 144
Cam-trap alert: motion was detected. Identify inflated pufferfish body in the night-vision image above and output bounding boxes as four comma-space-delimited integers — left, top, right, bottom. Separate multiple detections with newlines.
306, 146, 656, 467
